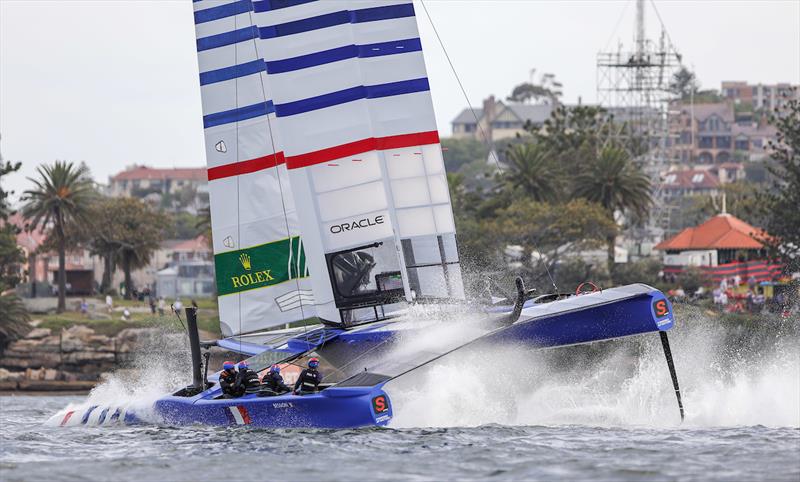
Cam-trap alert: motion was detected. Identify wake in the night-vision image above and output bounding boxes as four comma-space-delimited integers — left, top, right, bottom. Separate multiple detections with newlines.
387, 309, 800, 429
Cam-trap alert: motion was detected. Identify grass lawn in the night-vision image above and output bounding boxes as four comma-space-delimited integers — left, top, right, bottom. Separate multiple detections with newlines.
89, 296, 219, 311
38, 306, 222, 338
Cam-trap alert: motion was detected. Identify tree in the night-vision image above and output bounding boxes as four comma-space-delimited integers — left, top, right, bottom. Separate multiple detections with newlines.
669, 67, 699, 99
508, 82, 559, 104
21, 161, 95, 312
487, 198, 617, 291
761, 92, 800, 271
0, 159, 24, 287
0, 149, 30, 347
111, 197, 167, 299
164, 211, 203, 240
572, 146, 652, 275
504, 143, 561, 202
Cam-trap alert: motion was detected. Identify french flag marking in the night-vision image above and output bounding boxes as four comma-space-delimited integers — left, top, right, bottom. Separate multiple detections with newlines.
60, 411, 75, 427
227, 405, 252, 425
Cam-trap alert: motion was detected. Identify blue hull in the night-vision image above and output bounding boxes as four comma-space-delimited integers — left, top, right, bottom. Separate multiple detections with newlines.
153, 385, 392, 429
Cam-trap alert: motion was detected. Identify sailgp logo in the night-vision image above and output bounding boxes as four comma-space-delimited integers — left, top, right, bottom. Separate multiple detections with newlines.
330, 215, 385, 234
239, 253, 251, 270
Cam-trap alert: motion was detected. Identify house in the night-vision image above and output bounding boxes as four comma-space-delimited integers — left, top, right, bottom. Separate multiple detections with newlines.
668, 83, 788, 164
721, 81, 799, 112
452, 96, 553, 142
9, 214, 102, 297
154, 237, 214, 299
709, 162, 746, 185
658, 169, 719, 200
655, 213, 781, 283
107, 165, 209, 212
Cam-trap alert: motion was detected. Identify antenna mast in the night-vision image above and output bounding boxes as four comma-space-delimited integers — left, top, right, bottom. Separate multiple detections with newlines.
596, 0, 683, 246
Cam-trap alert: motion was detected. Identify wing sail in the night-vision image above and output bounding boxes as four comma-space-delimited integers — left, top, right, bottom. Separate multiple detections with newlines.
252, 0, 464, 325
193, 0, 316, 335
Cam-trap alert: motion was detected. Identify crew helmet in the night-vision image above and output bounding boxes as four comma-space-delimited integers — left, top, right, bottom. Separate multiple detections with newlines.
308, 357, 320, 368
222, 361, 235, 371
269, 364, 280, 374
238, 361, 249, 370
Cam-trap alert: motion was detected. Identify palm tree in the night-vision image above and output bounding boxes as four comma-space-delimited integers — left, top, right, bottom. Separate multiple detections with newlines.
0, 291, 30, 349
573, 146, 652, 275
22, 161, 94, 312
504, 143, 561, 203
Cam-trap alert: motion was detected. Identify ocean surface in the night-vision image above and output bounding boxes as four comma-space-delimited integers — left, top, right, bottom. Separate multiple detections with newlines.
2, 313, 799, 481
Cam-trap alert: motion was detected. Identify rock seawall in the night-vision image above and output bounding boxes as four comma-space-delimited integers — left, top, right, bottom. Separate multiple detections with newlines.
0, 325, 158, 391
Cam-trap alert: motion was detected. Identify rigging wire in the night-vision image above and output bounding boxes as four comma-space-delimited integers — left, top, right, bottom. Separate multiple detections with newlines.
419, 0, 560, 294
648, 0, 681, 59
602, 0, 633, 53
418, 0, 501, 171
234, 11, 243, 357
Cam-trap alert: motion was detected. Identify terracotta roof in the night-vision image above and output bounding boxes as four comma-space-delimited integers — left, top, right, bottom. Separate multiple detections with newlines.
111, 166, 207, 182
6, 213, 47, 252
163, 236, 210, 252
660, 169, 719, 190
655, 214, 767, 251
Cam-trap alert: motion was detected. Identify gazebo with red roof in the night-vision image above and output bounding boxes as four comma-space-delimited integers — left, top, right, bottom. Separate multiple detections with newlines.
656, 213, 780, 283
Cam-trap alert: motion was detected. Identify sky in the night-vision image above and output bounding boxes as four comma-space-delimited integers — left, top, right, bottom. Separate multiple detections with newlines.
1, 0, 798, 201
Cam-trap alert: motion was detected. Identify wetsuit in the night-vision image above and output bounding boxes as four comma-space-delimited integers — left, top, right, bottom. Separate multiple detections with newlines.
236, 368, 261, 395
219, 369, 240, 397
294, 368, 322, 395
259, 372, 290, 396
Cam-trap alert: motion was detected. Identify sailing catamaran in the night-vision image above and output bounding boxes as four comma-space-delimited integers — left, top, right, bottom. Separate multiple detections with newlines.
56, 0, 683, 429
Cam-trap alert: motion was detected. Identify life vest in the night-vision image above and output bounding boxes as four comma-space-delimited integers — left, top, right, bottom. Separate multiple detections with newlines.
241, 369, 261, 394
298, 368, 321, 393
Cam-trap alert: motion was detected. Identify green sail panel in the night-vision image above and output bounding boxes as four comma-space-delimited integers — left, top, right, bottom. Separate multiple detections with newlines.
215, 236, 308, 297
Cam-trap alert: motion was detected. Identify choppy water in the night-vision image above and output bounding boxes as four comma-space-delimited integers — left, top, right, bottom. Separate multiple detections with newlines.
2, 312, 799, 481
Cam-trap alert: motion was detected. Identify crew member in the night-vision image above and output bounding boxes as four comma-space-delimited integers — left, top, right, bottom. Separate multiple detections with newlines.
236, 360, 261, 395
294, 357, 322, 395
219, 361, 239, 398
259, 364, 290, 397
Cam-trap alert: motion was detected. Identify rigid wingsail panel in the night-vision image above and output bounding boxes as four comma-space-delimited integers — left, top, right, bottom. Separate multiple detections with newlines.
253, 0, 464, 323
194, 0, 315, 335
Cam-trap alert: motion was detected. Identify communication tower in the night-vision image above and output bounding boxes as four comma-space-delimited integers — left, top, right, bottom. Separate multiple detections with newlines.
596, 0, 683, 245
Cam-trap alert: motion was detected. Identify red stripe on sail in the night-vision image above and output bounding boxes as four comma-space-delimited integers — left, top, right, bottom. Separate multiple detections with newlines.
286, 131, 440, 169
207, 152, 286, 181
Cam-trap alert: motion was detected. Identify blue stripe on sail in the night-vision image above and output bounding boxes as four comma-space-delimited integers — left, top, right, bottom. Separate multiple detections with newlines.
197, 26, 259, 52
266, 45, 356, 74
258, 3, 415, 39
276, 86, 363, 117
350, 3, 415, 23
358, 38, 422, 58
200, 59, 266, 85
252, 0, 316, 13
275, 78, 429, 117
265, 38, 421, 74
203, 101, 275, 128
194, 0, 252, 25
258, 10, 349, 39
366, 77, 429, 99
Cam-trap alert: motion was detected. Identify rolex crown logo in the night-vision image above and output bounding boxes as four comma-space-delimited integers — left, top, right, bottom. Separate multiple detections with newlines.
239, 253, 251, 271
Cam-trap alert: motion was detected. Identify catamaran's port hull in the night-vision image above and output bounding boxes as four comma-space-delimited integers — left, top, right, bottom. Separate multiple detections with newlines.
486, 289, 674, 348
320, 287, 674, 366
152, 385, 392, 429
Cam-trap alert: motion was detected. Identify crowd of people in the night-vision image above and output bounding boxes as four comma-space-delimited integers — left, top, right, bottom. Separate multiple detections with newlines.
218, 358, 322, 398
